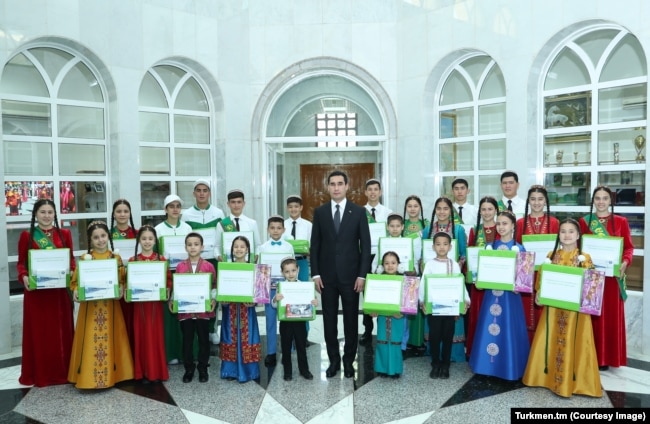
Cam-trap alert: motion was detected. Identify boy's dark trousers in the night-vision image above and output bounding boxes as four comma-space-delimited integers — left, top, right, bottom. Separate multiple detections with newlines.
180, 319, 210, 371
280, 321, 309, 375
427, 315, 455, 368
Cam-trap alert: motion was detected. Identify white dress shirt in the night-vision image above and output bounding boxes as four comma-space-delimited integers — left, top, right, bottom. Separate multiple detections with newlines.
364, 203, 392, 222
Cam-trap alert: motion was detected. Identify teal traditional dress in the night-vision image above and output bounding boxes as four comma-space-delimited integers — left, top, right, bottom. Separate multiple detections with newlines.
403, 218, 428, 349
375, 315, 405, 376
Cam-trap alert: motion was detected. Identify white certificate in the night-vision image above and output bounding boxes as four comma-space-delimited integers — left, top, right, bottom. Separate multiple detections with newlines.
259, 252, 290, 278
78, 259, 119, 301
422, 239, 457, 263
218, 269, 255, 297
112, 239, 139, 257
29, 249, 70, 289
222, 231, 255, 261
369, 222, 387, 254
476, 253, 516, 287
279, 282, 314, 304
195, 228, 216, 260
160, 235, 188, 269
581, 235, 623, 277
426, 275, 462, 316
522, 235, 556, 268
173, 273, 211, 313
127, 261, 167, 301
378, 237, 414, 270
539, 269, 583, 303
364, 278, 402, 306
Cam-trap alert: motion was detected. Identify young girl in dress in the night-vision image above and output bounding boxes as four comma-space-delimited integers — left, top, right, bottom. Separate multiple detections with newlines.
128, 225, 171, 383
579, 185, 634, 369
516, 186, 560, 343
111, 199, 137, 353
17, 199, 75, 387
220, 236, 261, 382
523, 219, 602, 397
68, 221, 134, 389
468, 210, 529, 380
371, 251, 405, 378
172, 232, 217, 383
422, 197, 468, 362
466, 196, 500, 358
401, 195, 428, 354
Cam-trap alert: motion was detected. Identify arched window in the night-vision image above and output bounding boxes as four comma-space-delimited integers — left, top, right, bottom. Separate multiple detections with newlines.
2, 46, 109, 293
435, 54, 506, 200
138, 64, 212, 223
541, 25, 647, 289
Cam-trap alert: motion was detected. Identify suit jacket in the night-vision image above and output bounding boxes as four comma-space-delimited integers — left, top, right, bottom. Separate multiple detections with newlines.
310, 200, 371, 284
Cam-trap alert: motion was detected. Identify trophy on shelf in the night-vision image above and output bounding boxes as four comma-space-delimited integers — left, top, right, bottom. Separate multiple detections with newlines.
573, 152, 579, 166
634, 134, 646, 163
556, 150, 564, 166
614, 143, 620, 164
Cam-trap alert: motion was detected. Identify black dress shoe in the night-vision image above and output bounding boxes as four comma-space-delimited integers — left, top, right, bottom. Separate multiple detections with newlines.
182, 370, 194, 383
283, 374, 292, 381
264, 354, 277, 367
429, 366, 440, 379
440, 367, 449, 379
359, 333, 372, 346
300, 370, 313, 380
198, 368, 209, 383
343, 363, 354, 378
599, 365, 609, 371
325, 363, 340, 378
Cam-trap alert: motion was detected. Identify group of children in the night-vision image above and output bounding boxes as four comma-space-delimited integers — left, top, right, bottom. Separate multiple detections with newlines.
18, 173, 633, 400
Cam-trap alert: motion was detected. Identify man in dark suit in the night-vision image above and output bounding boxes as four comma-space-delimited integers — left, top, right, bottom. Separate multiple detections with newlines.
310, 170, 371, 378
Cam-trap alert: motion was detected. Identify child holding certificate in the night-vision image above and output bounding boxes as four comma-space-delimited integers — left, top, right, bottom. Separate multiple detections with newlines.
68, 221, 134, 389
469, 211, 529, 381
579, 185, 634, 370
371, 251, 406, 378
128, 225, 171, 383
17, 199, 75, 387
523, 219, 602, 397
272, 257, 317, 381
420, 232, 468, 379
220, 236, 262, 382
515, 186, 560, 343
172, 232, 217, 383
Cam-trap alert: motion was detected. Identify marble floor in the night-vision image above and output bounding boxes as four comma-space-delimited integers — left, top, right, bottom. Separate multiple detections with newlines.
1, 312, 649, 424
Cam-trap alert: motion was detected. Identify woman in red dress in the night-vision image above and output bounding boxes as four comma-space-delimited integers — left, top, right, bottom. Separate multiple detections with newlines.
465, 196, 499, 358
17, 199, 75, 386
516, 185, 560, 343
579, 185, 633, 369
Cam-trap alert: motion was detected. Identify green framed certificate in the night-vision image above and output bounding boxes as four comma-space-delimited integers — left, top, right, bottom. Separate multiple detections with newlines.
172, 273, 212, 313
259, 252, 291, 279
78, 258, 119, 301
369, 222, 388, 255
378, 237, 415, 271
287, 239, 309, 255
581, 234, 623, 277
221, 231, 255, 261
28, 248, 71, 289
216, 262, 255, 302
422, 238, 458, 264
476, 249, 517, 290
277, 281, 316, 321
522, 234, 556, 270
538, 263, 584, 311
465, 246, 483, 283
195, 228, 217, 260
126, 261, 168, 302
159, 235, 188, 270
423, 274, 465, 315
363, 274, 403, 315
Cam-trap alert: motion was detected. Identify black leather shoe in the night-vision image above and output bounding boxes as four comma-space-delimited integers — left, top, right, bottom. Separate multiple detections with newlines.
599, 365, 609, 371
198, 367, 209, 383
440, 367, 449, 379
325, 363, 340, 378
359, 333, 372, 346
182, 370, 195, 383
343, 363, 354, 378
264, 354, 277, 367
429, 366, 440, 379
300, 370, 313, 380
283, 374, 292, 381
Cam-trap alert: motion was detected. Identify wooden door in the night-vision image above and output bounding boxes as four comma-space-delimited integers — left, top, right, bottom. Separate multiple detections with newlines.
300, 163, 375, 221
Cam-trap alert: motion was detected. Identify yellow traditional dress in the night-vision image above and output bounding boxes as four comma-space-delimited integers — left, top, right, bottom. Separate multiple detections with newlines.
522, 248, 602, 398
68, 250, 134, 389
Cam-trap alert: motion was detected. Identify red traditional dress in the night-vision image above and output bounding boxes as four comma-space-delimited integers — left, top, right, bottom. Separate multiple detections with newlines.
128, 253, 171, 381
579, 214, 633, 367
68, 250, 134, 388
516, 214, 560, 343
465, 224, 498, 357
17, 227, 76, 387
112, 225, 137, 353
523, 248, 602, 397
